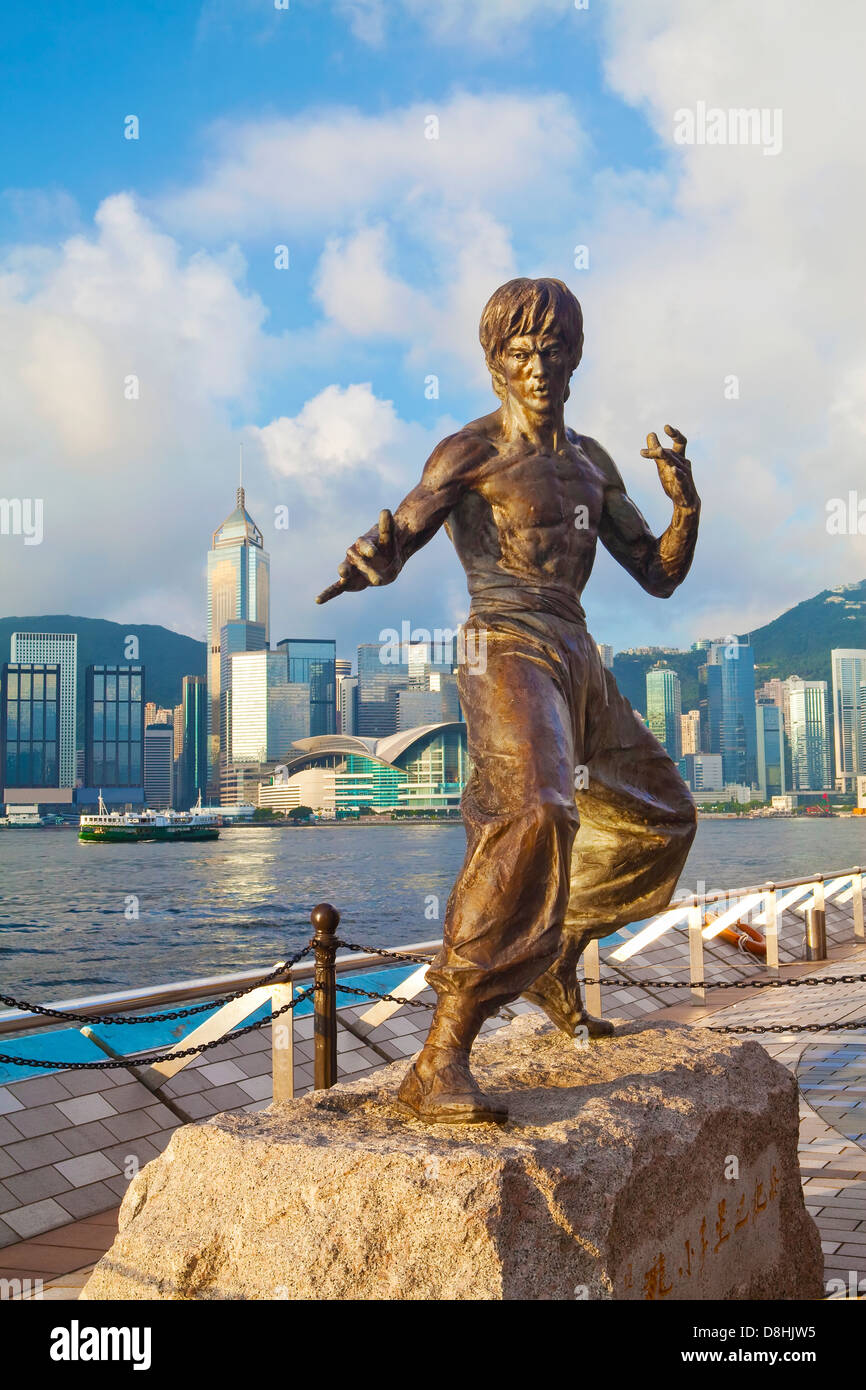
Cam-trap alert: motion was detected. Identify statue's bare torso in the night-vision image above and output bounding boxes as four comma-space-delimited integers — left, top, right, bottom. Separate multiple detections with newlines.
442, 411, 607, 612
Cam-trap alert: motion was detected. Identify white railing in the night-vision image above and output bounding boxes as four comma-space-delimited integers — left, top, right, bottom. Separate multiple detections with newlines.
607, 866, 864, 1005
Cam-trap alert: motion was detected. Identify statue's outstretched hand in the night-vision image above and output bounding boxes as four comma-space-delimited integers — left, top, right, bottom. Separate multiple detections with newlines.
316, 509, 400, 604
640, 425, 699, 509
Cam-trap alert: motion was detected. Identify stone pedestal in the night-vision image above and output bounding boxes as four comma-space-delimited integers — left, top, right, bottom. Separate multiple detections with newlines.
81, 1015, 822, 1301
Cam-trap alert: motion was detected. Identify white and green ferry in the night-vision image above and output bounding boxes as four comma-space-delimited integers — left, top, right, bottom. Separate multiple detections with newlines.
79, 793, 220, 844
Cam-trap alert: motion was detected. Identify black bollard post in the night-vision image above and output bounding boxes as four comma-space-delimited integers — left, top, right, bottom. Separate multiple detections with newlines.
311, 903, 339, 1089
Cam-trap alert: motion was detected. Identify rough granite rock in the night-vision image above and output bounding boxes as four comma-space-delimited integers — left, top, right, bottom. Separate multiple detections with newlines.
81, 1014, 823, 1301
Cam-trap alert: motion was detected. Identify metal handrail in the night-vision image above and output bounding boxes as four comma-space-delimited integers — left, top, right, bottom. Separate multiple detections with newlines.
670, 865, 860, 907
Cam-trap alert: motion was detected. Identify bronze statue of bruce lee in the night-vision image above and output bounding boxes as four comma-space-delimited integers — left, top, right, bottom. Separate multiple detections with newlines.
318, 277, 700, 1124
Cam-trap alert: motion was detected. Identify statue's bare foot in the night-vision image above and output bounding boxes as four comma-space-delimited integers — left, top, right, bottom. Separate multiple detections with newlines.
396, 1046, 508, 1124
522, 971, 615, 1038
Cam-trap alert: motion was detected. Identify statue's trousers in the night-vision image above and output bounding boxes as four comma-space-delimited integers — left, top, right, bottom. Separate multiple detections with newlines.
426, 610, 698, 1017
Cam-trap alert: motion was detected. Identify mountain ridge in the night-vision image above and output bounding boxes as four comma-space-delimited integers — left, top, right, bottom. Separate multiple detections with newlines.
613, 580, 866, 713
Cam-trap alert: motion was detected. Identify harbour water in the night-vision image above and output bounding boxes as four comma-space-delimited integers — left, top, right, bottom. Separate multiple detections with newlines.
1, 818, 865, 998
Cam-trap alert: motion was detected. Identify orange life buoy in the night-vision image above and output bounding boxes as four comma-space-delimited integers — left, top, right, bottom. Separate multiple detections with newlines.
706, 913, 767, 958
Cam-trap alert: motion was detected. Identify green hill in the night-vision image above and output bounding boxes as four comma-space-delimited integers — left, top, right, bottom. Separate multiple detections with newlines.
613, 580, 866, 714
0, 616, 205, 739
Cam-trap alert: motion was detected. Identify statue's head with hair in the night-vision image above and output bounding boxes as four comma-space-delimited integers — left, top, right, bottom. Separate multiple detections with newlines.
479, 278, 584, 403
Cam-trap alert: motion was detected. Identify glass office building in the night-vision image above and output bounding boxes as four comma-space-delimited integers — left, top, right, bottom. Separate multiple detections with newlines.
703, 642, 758, 787
276, 639, 336, 736
786, 678, 831, 791
219, 620, 267, 764
84, 664, 144, 790
144, 724, 174, 809
755, 702, 787, 800
356, 638, 456, 738
229, 649, 310, 765
356, 642, 408, 737
2, 663, 60, 790
646, 665, 683, 761
10, 632, 77, 787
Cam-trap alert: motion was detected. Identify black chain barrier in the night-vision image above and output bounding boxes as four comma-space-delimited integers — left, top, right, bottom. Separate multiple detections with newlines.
0, 940, 316, 1027
580, 969, 866, 1036
3, 933, 866, 1074
0, 986, 317, 1071
709, 1020, 866, 1034
0, 936, 438, 1074
582, 972, 866, 990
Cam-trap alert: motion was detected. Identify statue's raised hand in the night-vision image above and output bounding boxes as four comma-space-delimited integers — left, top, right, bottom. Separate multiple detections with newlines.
640, 425, 699, 510
316, 509, 401, 604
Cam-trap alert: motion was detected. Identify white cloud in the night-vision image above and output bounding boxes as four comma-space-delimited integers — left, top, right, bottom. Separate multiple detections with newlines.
255, 382, 412, 491
159, 92, 584, 237
313, 227, 428, 339
251, 384, 468, 650
336, 0, 575, 47
312, 208, 517, 385
0, 194, 269, 635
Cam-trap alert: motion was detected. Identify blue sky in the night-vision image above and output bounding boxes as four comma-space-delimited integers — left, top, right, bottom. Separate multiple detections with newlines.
1, 0, 863, 659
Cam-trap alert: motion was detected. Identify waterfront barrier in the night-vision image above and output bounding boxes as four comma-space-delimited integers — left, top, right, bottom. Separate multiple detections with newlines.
0, 866, 865, 1099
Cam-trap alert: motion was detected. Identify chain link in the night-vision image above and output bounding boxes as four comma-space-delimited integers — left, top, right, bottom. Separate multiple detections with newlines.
335, 939, 436, 968
334, 982, 436, 1010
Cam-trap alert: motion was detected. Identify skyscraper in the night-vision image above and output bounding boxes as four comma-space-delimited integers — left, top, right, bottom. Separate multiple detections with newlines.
2, 663, 61, 797
830, 649, 866, 791
179, 675, 208, 806
786, 677, 831, 791
172, 704, 184, 760
335, 657, 352, 732
206, 486, 270, 794
597, 644, 614, 670
276, 639, 336, 736
10, 632, 77, 787
704, 641, 758, 787
646, 665, 682, 761
144, 724, 175, 809
356, 636, 455, 737
219, 620, 267, 764
356, 642, 409, 737
339, 675, 358, 735
395, 673, 460, 731
756, 703, 787, 800
229, 650, 310, 764
84, 664, 145, 795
